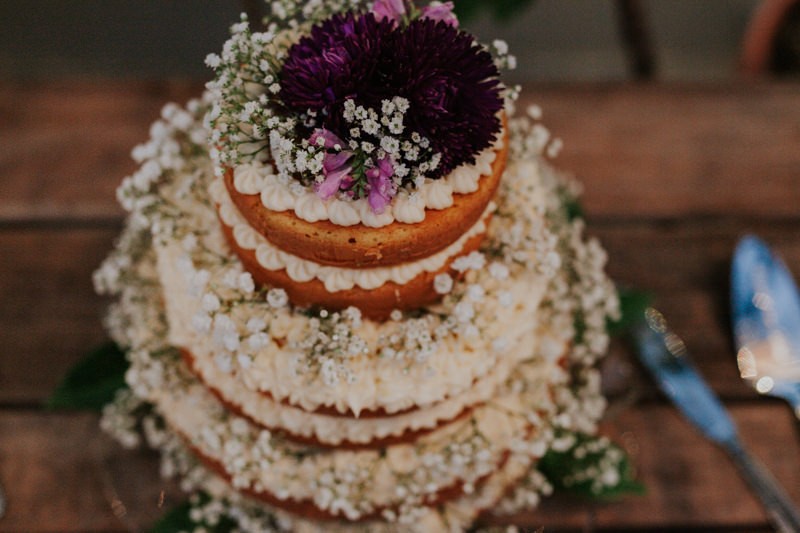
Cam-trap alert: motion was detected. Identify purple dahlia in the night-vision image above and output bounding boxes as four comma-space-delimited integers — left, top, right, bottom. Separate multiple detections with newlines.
278, 12, 394, 133
279, 11, 503, 179
387, 18, 502, 175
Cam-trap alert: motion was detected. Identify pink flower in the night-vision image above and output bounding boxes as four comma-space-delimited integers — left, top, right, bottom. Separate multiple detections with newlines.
316, 151, 354, 200
366, 157, 396, 213
420, 2, 458, 27
372, 0, 406, 23
309, 129, 355, 200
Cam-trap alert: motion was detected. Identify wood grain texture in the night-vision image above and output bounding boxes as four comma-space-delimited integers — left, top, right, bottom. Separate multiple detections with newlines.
0, 80, 198, 222
0, 227, 117, 404
532, 84, 800, 219
0, 411, 183, 533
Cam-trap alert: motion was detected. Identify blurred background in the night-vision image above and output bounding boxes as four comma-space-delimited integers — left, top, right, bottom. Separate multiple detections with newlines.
2, 0, 799, 82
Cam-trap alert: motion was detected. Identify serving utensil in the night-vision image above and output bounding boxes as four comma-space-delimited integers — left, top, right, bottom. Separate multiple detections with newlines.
731, 235, 800, 419
633, 307, 800, 533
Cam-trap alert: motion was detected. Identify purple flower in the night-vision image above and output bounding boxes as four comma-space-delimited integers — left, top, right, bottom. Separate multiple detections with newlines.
316, 151, 354, 200
366, 157, 396, 213
420, 2, 458, 27
280, 11, 503, 181
388, 18, 503, 176
310, 129, 355, 199
372, 0, 406, 23
279, 13, 395, 134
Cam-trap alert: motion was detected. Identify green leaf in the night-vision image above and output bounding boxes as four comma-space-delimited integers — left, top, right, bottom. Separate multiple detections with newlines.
149, 500, 195, 533
539, 432, 644, 499
46, 342, 129, 411
564, 197, 584, 222
607, 287, 652, 337
149, 494, 239, 533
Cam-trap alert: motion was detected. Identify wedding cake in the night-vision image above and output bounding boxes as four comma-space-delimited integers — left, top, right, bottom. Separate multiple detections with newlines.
94, 1, 628, 530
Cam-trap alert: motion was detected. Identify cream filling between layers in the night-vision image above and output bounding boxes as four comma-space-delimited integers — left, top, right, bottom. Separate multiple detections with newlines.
232, 134, 503, 228
183, 319, 555, 445
211, 177, 495, 292
148, 354, 558, 519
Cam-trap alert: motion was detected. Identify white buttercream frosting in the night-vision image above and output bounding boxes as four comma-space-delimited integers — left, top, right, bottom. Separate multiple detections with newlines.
260, 180, 294, 211
233, 164, 266, 195
293, 192, 327, 223
183, 333, 556, 445
425, 179, 455, 209
328, 199, 361, 226
392, 191, 427, 223
230, 130, 504, 227
212, 176, 496, 293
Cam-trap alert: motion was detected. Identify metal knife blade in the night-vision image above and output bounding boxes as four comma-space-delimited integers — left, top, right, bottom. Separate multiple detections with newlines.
731, 235, 800, 414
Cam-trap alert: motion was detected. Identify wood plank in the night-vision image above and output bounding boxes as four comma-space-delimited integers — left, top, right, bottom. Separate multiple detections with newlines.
0, 227, 117, 404
0, 411, 182, 532
0, 412, 124, 532
0, 80, 200, 222
595, 218, 800, 293
2, 82, 799, 222
530, 84, 800, 219
2, 404, 797, 532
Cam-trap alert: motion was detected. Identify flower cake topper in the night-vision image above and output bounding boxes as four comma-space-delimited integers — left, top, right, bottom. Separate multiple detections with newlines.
207, 0, 514, 214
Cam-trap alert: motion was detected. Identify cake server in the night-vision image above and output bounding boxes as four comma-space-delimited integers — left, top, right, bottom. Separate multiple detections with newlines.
632, 307, 800, 533
731, 235, 800, 420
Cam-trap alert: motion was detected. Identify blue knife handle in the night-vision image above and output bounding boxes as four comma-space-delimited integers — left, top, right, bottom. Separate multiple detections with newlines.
632, 318, 737, 445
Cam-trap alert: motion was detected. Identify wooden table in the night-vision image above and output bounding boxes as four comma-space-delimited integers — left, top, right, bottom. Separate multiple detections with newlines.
1, 81, 799, 532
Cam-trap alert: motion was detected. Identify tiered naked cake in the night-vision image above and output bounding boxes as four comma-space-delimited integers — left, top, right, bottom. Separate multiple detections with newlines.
95, 1, 626, 531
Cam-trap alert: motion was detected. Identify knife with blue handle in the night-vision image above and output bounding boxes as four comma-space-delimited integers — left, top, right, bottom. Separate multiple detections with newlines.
633, 307, 800, 533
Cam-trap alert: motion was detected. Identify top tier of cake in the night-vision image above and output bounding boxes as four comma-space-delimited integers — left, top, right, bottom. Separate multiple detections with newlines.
204, 1, 517, 318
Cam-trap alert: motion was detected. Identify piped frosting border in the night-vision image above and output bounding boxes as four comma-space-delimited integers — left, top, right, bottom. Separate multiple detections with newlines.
213, 176, 495, 292
231, 135, 503, 228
